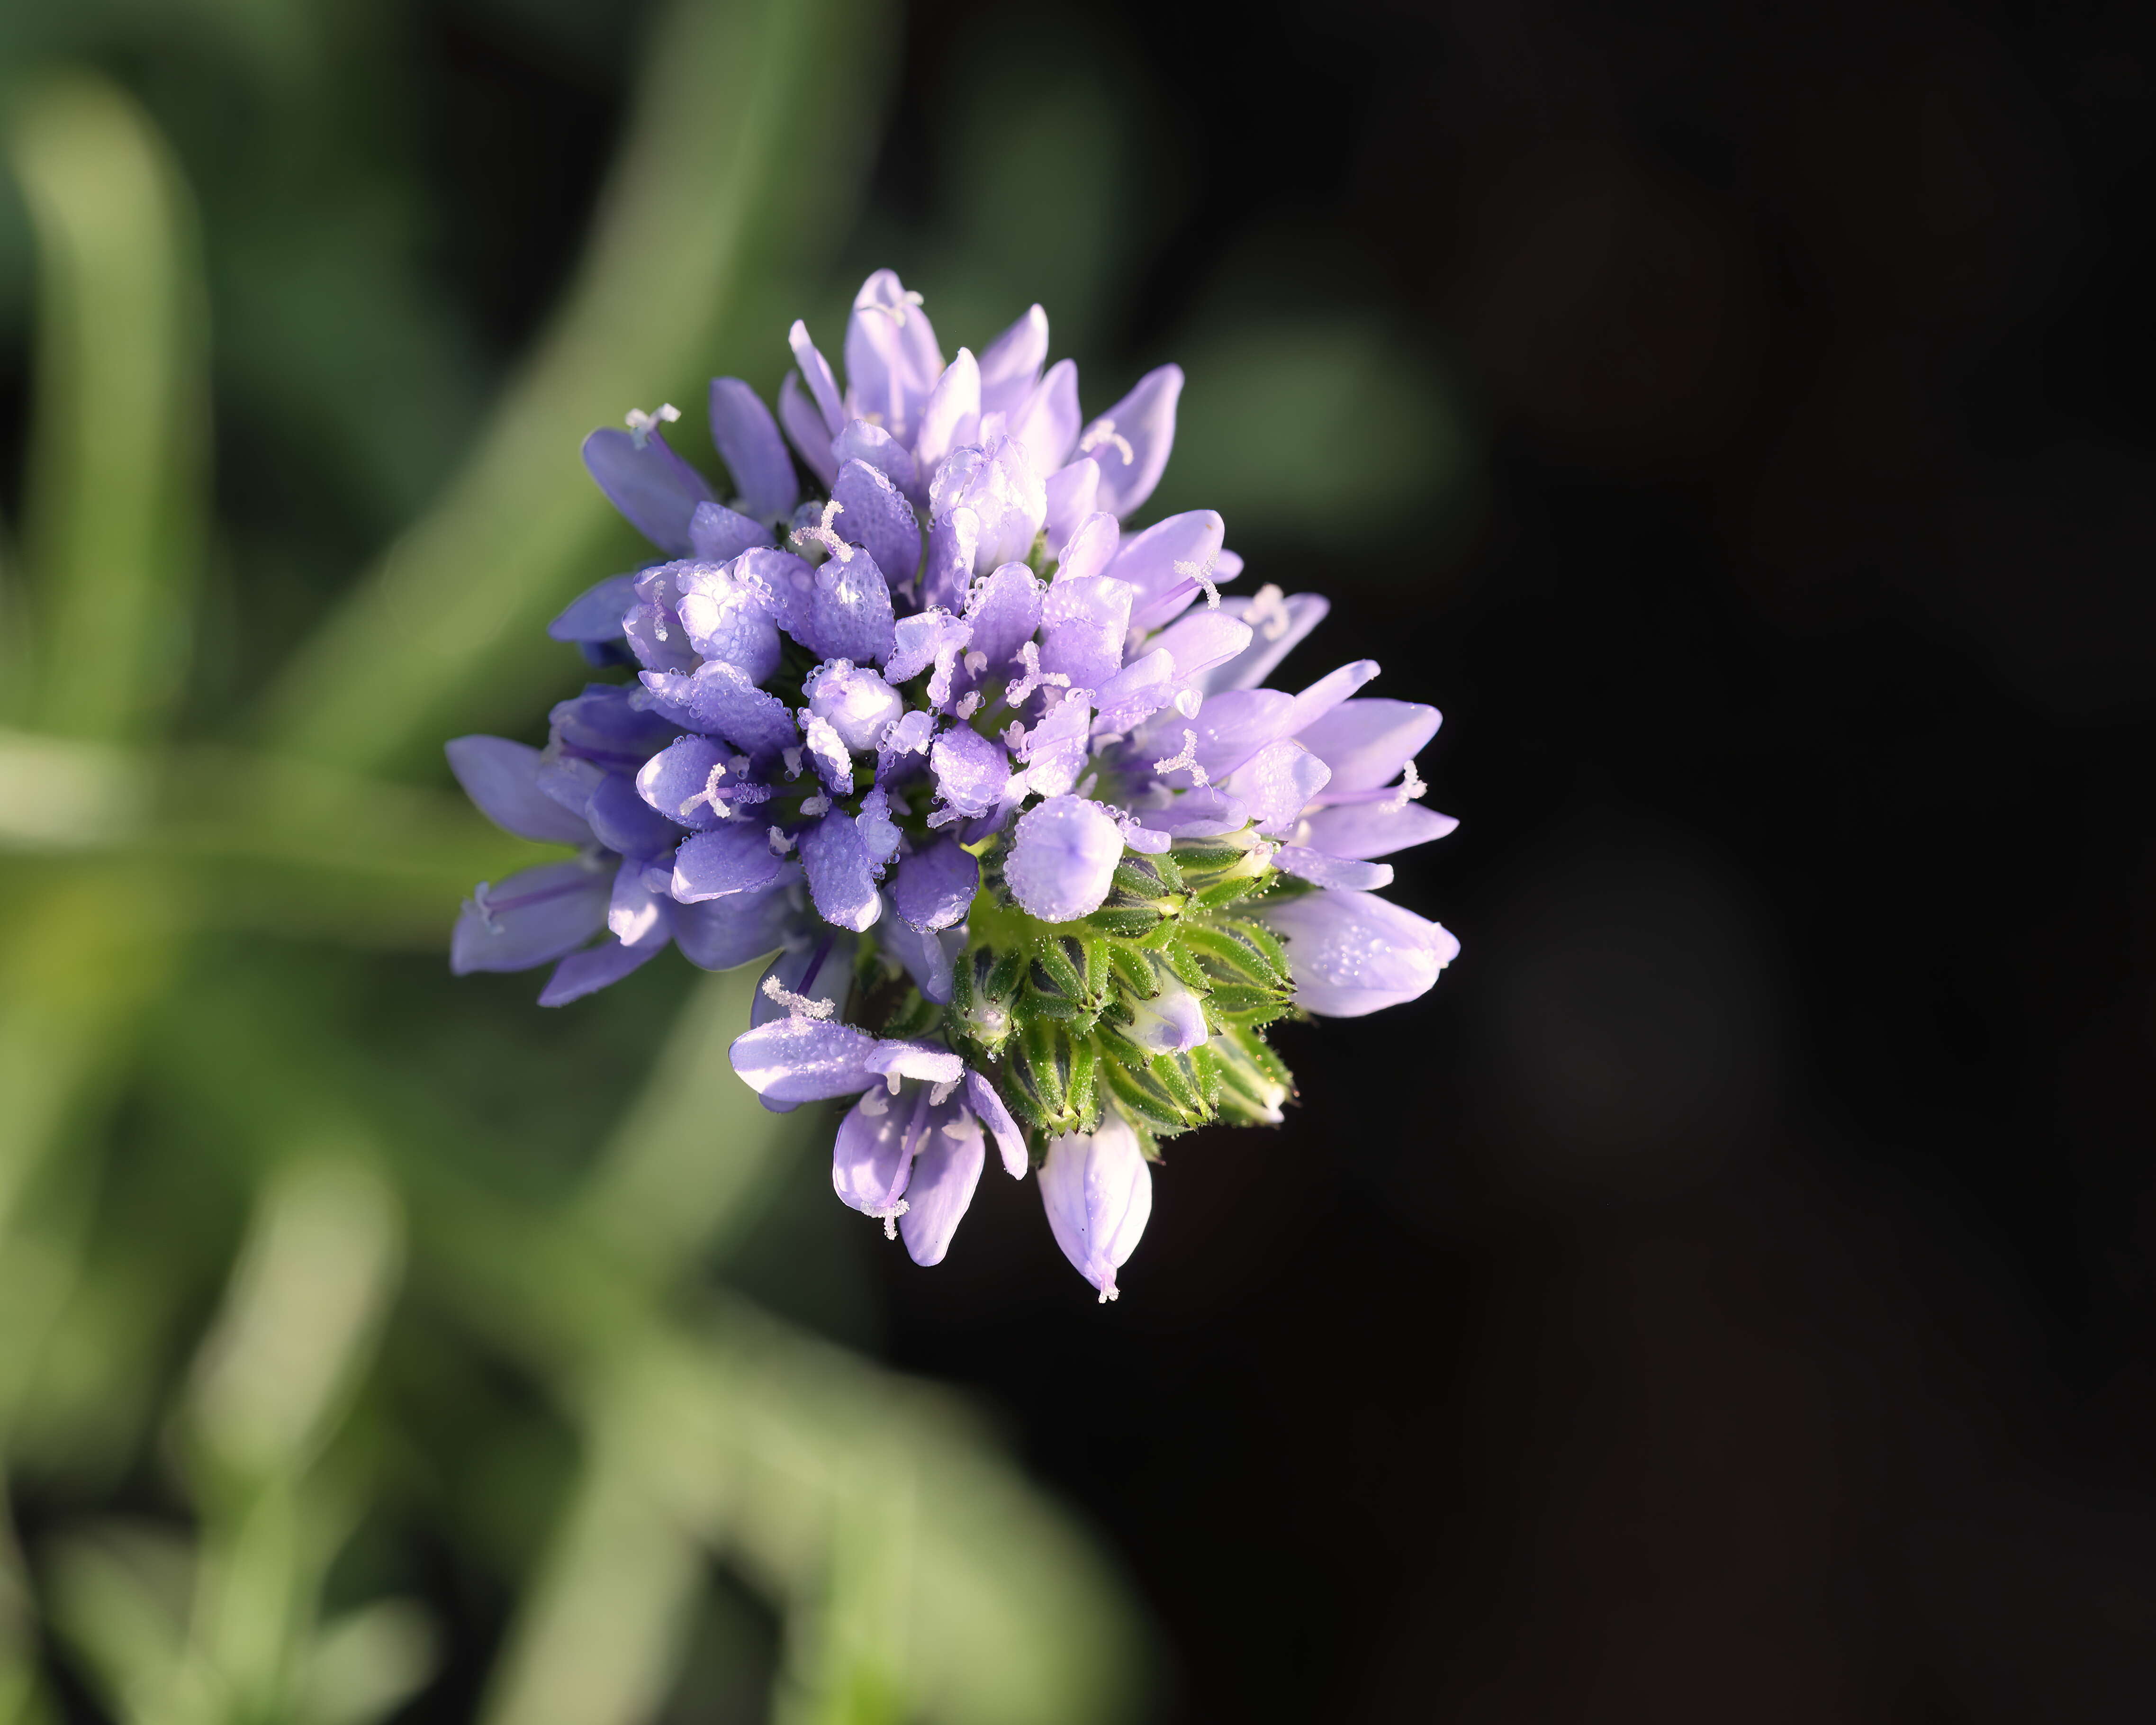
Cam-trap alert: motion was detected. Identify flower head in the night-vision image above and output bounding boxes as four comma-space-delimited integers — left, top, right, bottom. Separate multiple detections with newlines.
451, 271, 1460, 1297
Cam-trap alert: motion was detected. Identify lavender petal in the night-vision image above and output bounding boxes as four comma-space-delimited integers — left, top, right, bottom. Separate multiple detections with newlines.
581, 427, 715, 556
446, 736, 595, 845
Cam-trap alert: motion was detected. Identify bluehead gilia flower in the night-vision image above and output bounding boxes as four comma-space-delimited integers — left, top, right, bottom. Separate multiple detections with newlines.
450, 270, 1459, 1300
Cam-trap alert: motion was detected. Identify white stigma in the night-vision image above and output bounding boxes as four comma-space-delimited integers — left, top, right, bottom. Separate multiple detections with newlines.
624, 402, 680, 449
789, 497, 849, 559
1150, 729, 1209, 787
1077, 418, 1136, 464
1381, 759, 1427, 814
868, 289, 927, 327
1004, 640, 1071, 707
1246, 582, 1291, 641
877, 1202, 909, 1240
1173, 555, 1221, 608
759, 974, 835, 1020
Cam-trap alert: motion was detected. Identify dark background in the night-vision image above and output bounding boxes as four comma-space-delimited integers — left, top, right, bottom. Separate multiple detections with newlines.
11, 0, 2156, 1717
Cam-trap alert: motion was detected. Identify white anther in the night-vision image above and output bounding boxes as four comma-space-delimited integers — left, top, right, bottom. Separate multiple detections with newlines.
867, 289, 927, 327
759, 974, 835, 1020
800, 793, 831, 817
471, 881, 501, 933
624, 402, 681, 448
789, 496, 849, 558
1246, 582, 1291, 642
878, 1202, 909, 1240
1381, 759, 1427, 814
1173, 555, 1220, 608
1150, 729, 1209, 787
1002, 720, 1030, 751
1077, 418, 1136, 464
730, 755, 751, 776
964, 650, 988, 675
884, 1072, 904, 1095
929, 1079, 958, 1105
782, 747, 803, 778
1098, 1286, 1118, 1304
1077, 772, 1099, 797
859, 1089, 889, 1118
954, 691, 983, 720
767, 825, 796, 855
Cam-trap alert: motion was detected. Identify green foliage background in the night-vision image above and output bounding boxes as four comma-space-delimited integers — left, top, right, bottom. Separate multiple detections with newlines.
0, 2, 1471, 1717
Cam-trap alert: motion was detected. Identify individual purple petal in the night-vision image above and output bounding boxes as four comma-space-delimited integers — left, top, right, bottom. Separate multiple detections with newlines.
687, 500, 773, 563
1271, 845, 1395, 891
1196, 589, 1330, 694
1257, 888, 1459, 1017
586, 773, 680, 858
789, 319, 845, 433
832, 1089, 916, 1227
892, 838, 977, 931
878, 708, 936, 777
930, 724, 1010, 818
866, 1039, 965, 1087
1295, 697, 1443, 793
673, 878, 803, 971
799, 548, 896, 666
844, 270, 942, 443
900, 1106, 986, 1266
451, 857, 612, 975
1092, 649, 1175, 736
1038, 1109, 1153, 1301
538, 920, 669, 1007
1109, 511, 1225, 628
535, 754, 603, 822
751, 930, 857, 1028
920, 507, 979, 614
829, 460, 922, 591
707, 376, 798, 521
1147, 609, 1254, 688
916, 348, 980, 474
1005, 795, 1124, 923
976, 303, 1048, 415
1014, 691, 1093, 796
1008, 359, 1081, 478
802, 713, 855, 792
672, 823, 785, 902
1044, 458, 1100, 555
1141, 686, 1293, 783
884, 608, 970, 685
637, 661, 798, 762
965, 1069, 1028, 1179
581, 427, 715, 555
779, 372, 839, 488
1124, 976, 1209, 1055
877, 895, 958, 1002
446, 737, 595, 845
929, 438, 1046, 572
1144, 785, 1250, 838
799, 808, 882, 931
1281, 660, 1382, 741
1222, 739, 1332, 835
832, 420, 923, 509
676, 565, 783, 683
550, 682, 682, 764
621, 598, 699, 673
635, 735, 731, 831
730, 1015, 878, 1103
962, 563, 1045, 671
1083, 364, 1182, 518
547, 574, 639, 644
608, 853, 672, 943
1055, 511, 1119, 584
1039, 576, 1133, 690
1295, 802, 1459, 859
805, 659, 905, 752
729, 546, 817, 636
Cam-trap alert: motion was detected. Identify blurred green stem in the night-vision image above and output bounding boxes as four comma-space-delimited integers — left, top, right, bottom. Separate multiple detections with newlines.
6, 72, 207, 741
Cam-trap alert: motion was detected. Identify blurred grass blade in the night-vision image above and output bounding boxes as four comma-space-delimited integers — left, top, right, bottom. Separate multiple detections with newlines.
189, 1148, 403, 1479
299, 1599, 438, 1725
478, 1429, 704, 1725
262, 0, 895, 777
6, 71, 207, 741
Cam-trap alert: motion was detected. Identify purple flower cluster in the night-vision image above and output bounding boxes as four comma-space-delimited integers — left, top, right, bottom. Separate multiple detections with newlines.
450, 271, 1459, 1300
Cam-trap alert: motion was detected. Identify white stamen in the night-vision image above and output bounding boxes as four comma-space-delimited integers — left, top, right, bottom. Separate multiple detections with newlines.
859, 1089, 889, 1117
800, 793, 831, 817
867, 289, 927, 327
1077, 772, 1099, 797
964, 650, 987, 675
1004, 639, 1071, 707
730, 755, 751, 776
884, 1072, 903, 1094
789, 497, 849, 558
1150, 729, 1209, 787
954, 691, 983, 720
1077, 418, 1136, 464
877, 1202, 909, 1240
472, 881, 501, 933
759, 974, 835, 1020
1246, 582, 1291, 642
1173, 555, 1220, 608
1002, 720, 1030, 751
929, 1079, 958, 1106
767, 825, 796, 855
782, 747, 803, 778
1098, 1285, 1118, 1304
624, 402, 680, 448
1382, 759, 1427, 814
